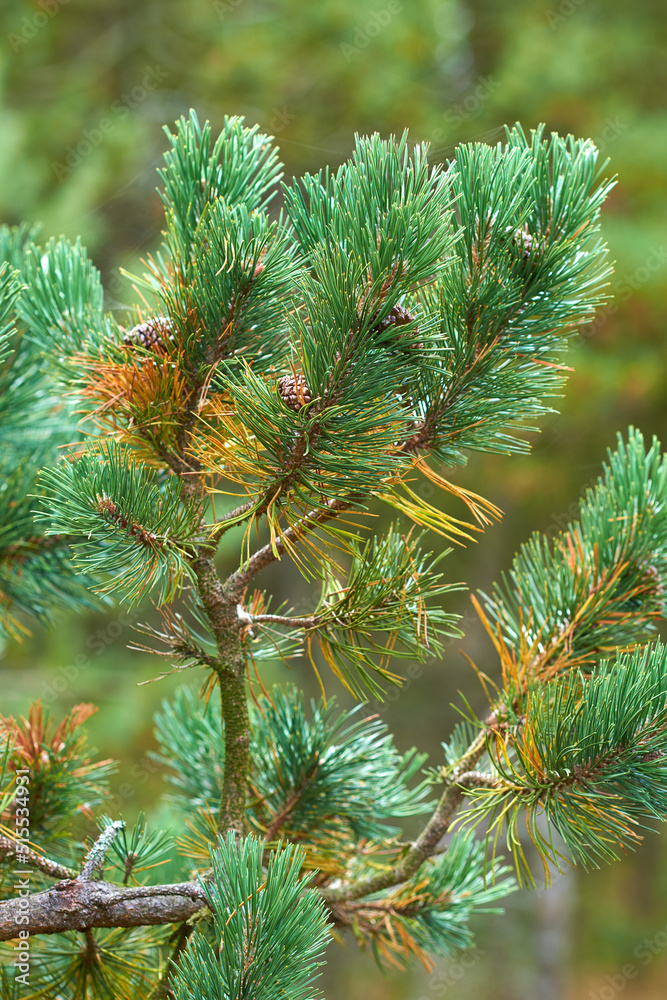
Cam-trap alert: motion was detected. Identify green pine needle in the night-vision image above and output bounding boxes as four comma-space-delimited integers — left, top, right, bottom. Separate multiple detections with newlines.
173, 833, 330, 1000
158, 110, 284, 243
457, 643, 667, 883
153, 684, 434, 842
478, 427, 667, 688
36, 440, 201, 605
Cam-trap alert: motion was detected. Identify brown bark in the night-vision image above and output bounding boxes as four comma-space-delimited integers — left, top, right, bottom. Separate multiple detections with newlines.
0, 879, 208, 942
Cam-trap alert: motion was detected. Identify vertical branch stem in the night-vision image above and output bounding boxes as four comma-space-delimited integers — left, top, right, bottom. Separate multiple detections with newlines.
191, 551, 250, 836
216, 666, 251, 835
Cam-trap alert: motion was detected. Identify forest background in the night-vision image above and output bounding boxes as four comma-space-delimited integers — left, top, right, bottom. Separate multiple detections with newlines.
0, 1, 666, 997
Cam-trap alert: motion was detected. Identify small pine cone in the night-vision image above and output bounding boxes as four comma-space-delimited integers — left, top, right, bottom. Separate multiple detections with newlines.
252, 250, 266, 278
278, 373, 312, 412
122, 316, 174, 350
638, 560, 663, 600
372, 303, 414, 333
510, 227, 536, 262
371, 303, 423, 351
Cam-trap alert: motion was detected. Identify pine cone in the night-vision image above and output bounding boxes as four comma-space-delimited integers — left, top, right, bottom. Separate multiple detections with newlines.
278, 374, 312, 412
371, 302, 413, 333
370, 303, 423, 351
122, 316, 174, 350
638, 560, 663, 601
510, 227, 536, 262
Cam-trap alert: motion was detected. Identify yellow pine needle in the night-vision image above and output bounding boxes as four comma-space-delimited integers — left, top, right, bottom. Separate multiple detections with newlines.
265, 495, 282, 558
175, 805, 219, 861
317, 637, 354, 697
458, 647, 499, 703
377, 484, 479, 544
413, 456, 502, 525
306, 635, 328, 704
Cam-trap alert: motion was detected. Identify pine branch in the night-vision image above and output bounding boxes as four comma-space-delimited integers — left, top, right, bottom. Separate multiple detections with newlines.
0, 837, 76, 881
208, 498, 259, 537
80, 821, 124, 881
328, 833, 513, 971
130, 605, 221, 671
156, 686, 434, 845
17, 235, 119, 367
0, 114, 638, 987
226, 496, 357, 598
0, 702, 116, 846
158, 111, 283, 237
100, 813, 173, 886
322, 770, 494, 905
390, 126, 612, 466
476, 427, 667, 697
241, 526, 463, 697
0, 879, 208, 941
172, 834, 330, 1000
456, 642, 667, 883
36, 440, 202, 606
189, 552, 251, 834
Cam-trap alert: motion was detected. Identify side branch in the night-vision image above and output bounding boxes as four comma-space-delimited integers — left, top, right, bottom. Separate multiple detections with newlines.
0, 879, 208, 941
323, 770, 496, 905
0, 838, 76, 882
226, 496, 357, 598
80, 821, 124, 880
252, 613, 318, 628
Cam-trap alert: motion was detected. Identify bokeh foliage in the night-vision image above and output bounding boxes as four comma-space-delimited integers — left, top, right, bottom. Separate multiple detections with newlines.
1, 1, 666, 997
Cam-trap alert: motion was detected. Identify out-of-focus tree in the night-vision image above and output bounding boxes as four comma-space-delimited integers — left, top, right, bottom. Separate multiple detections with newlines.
1, 2, 666, 996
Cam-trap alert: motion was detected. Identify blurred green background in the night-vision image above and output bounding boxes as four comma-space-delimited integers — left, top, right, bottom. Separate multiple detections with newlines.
1, 0, 667, 996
